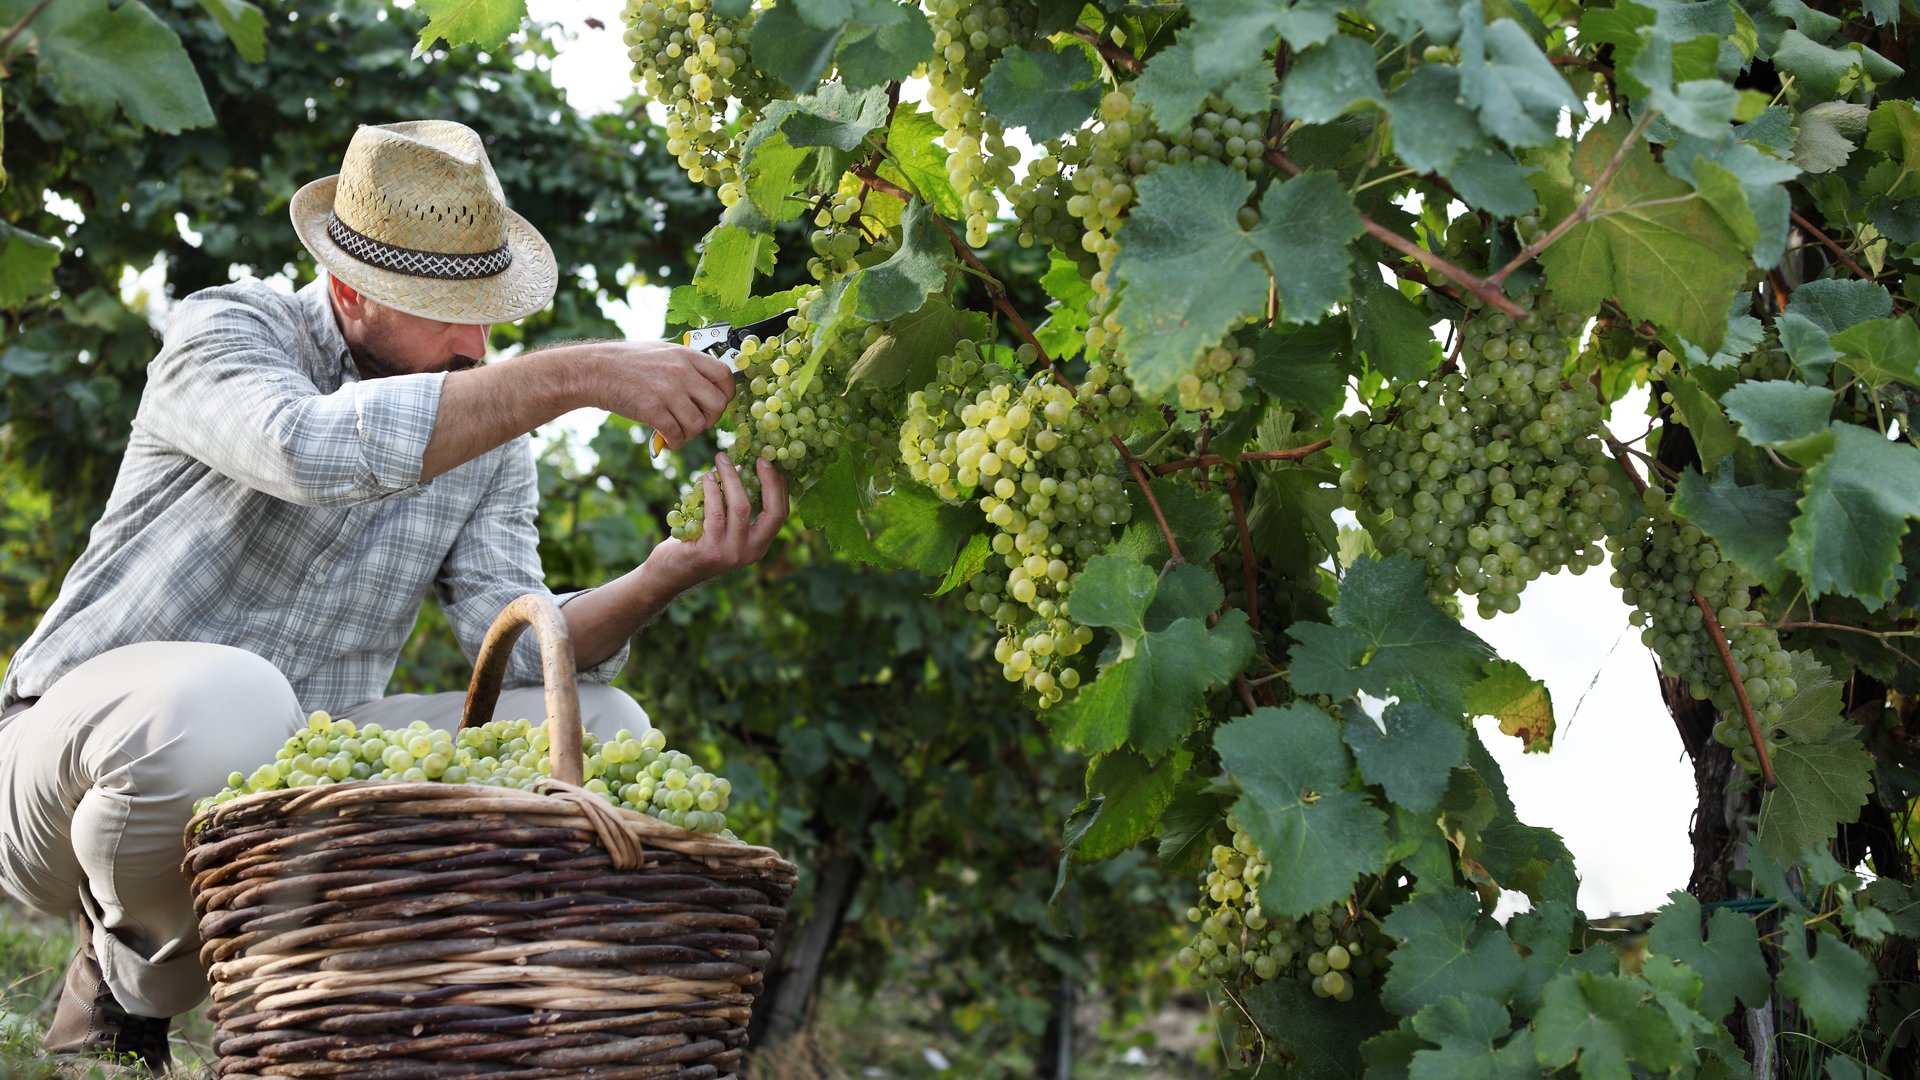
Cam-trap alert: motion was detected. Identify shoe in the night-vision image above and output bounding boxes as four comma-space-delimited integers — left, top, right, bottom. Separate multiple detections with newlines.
41, 924, 172, 1074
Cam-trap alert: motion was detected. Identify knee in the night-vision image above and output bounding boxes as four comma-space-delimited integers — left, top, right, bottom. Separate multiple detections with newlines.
90, 644, 301, 795
575, 684, 650, 744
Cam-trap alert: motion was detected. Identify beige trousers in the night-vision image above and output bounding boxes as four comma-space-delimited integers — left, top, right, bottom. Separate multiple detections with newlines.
0, 641, 648, 1017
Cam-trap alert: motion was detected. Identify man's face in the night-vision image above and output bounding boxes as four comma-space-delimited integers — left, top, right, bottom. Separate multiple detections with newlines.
346, 298, 491, 379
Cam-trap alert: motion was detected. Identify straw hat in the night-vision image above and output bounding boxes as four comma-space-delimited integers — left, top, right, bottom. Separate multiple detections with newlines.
290, 120, 558, 324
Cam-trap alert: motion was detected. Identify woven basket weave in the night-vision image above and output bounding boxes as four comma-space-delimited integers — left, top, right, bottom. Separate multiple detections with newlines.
183, 595, 798, 1078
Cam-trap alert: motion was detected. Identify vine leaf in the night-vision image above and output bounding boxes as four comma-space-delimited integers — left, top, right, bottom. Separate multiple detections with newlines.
1286, 554, 1497, 716
1342, 700, 1467, 815
880, 108, 963, 219
1532, 972, 1688, 1077
1450, 148, 1542, 217
1463, 659, 1555, 753
1671, 465, 1798, 592
1389, 65, 1485, 175
1831, 315, 1920, 390
1538, 119, 1748, 352
834, 0, 932, 89
1379, 888, 1523, 1016
847, 297, 988, 391
2, 0, 216, 133
414, 0, 525, 51
1156, 783, 1221, 877
692, 226, 778, 312
1644, 891, 1770, 1020
751, 0, 930, 91
1757, 723, 1874, 863
1792, 101, 1870, 173
1111, 161, 1360, 403
1279, 35, 1384, 123
1455, 10, 1582, 148
779, 82, 891, 151
196, 0, 268, 63
864, 480, 974, 576
1789, 279, 1893, 333
799, 447, 886, 563
1053, 558, 1252, 758
1721, 379, 1836, 455
1407, 994, 1536, 1080
1349, 280, 1441, 383
979, 44, 1102, 142
1241, 976, 1391, 1080
930, 533, 992, 597
1074, 748, 1192, 862
1777, 930, 1874, 1039
0, 224, 63, 308
1772, 652, 1847, 743
1783, 422, 1920, 604
1215, 704, 1390, 918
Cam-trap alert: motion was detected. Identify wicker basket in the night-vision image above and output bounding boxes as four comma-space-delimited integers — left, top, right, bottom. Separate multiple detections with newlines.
183, 594, 798, 1078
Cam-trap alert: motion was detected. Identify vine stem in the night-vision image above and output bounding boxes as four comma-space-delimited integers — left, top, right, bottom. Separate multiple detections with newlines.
1125, 448, 1185, 566
1262, 145, 1525, 317
0, 0, 55, 54
1072, 23, 1142, 74
1151, 440, 1333, 476
1604, 432, 1778, 789
1789, 208, 1874, 282
1222, 465, 1260, 633
1488, 110, 1657, 286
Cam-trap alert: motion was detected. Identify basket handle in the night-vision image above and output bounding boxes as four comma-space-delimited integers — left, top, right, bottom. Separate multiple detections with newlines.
460, 593, 585, 785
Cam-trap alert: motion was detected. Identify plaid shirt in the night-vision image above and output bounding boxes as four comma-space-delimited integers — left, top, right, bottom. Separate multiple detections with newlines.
0, 276, 626, 713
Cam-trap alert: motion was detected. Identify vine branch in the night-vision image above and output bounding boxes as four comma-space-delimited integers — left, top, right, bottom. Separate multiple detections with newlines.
1073, 22, 1142, 74
1151, 440, 1333, 476
0, 0, 55, 55
1262, 145, 1525, 317
1789, 208, 1874, 282
1605, 433, 1778, 789
1488, 110, 1657, 286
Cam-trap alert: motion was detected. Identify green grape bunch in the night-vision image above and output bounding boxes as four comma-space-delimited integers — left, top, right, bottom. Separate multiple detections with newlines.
197, 712, 735, 835
1610, 487, 1794, 774
622, 0, 773, 193
1337, 291, 1625, 618
900, 343, 1137, 704
924, 0, 1037, 246
668, 301, 848, 541
1174, 815, 1393, 1001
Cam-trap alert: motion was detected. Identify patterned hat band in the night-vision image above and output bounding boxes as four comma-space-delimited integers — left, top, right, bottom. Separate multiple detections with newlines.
325, 213, 512, 281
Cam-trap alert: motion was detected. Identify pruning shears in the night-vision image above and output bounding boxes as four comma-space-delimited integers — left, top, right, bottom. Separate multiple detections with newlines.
651, 308, 797, 454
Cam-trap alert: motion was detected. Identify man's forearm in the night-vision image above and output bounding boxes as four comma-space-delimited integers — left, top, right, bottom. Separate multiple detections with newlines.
562, 560, 689, 670
421, 346, 597, 482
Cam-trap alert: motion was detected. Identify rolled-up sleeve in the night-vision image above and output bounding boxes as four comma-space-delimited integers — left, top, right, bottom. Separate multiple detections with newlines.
435, 438, 629, 688
142, 295, 443, 506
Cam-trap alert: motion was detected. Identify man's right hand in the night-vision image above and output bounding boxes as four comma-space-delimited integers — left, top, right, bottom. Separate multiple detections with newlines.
588, 340, 736, 449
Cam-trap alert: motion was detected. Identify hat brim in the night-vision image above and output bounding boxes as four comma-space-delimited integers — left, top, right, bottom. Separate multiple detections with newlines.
290, 175, 559, 325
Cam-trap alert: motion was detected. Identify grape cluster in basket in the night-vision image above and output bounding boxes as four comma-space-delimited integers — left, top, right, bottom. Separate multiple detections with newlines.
196, 711, 735, 834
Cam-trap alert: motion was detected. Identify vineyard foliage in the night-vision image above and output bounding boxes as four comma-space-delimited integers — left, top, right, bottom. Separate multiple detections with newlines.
448, 0, 1920, 1072
2, 0, 1918, 1072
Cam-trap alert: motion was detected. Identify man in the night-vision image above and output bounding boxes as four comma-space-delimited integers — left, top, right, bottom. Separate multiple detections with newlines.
0, 120, 786, 1070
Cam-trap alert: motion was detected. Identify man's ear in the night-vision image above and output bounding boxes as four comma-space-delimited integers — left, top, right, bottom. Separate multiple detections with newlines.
328, 275, 370, 321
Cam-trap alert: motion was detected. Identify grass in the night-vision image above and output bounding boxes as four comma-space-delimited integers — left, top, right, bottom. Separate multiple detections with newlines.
0, 898, 1211, 1078
0, 903, 216, 1078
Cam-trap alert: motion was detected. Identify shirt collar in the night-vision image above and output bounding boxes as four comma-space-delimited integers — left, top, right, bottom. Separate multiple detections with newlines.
299, 274, 357, 382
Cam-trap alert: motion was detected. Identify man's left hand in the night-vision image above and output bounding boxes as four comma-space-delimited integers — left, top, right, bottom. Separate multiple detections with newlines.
649, 454, 790, 592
